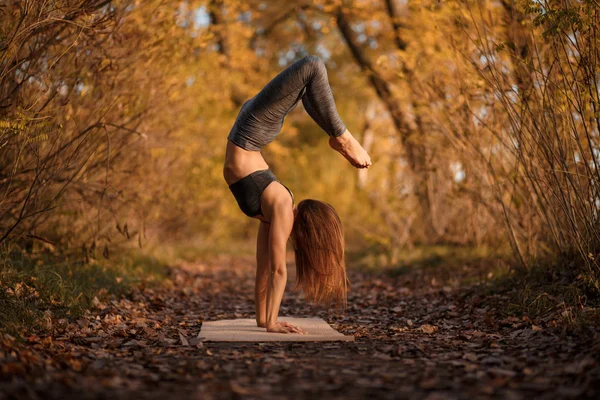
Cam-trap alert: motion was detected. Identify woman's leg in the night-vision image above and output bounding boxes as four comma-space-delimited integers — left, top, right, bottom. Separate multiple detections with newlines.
252, 55, 371, 168
255, 221, 270, 327
300, 56, 347, 138
252, 55, 347, 138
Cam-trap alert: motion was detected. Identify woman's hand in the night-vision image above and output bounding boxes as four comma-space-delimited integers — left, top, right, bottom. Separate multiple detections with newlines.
280, 321, 307, 334
266, 323, 290, 334
266, 321, 307, 334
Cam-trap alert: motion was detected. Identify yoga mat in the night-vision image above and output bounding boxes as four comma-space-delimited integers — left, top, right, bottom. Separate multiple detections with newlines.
198, 317, 354, 342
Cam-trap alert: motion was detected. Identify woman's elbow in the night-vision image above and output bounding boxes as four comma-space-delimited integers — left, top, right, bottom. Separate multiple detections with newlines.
271, 264, 287, 277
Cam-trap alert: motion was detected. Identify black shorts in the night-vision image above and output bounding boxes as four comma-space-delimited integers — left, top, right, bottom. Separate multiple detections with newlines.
228, 169, 294, 217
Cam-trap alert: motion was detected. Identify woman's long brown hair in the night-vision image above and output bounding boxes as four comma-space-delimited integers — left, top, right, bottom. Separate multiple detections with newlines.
289, 199, 349, 313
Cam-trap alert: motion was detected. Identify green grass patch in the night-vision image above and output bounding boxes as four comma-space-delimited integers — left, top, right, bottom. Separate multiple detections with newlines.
347, 244, 512, 284
350, 243, 600, 331
0, 246, 169, 336
348, 244, 599, 330
150, 238, 257, 264
478, 260, 600, 332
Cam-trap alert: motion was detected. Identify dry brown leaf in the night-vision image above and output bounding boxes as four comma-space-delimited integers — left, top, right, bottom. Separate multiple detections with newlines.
420, 324, 438, 334
179, 333, 189, 346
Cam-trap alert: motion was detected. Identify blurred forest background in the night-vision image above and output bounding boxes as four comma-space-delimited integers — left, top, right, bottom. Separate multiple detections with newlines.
1, 0, 600, 330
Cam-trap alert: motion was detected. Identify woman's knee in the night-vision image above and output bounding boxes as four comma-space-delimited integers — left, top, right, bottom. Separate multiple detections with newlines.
301, 55, 326, 77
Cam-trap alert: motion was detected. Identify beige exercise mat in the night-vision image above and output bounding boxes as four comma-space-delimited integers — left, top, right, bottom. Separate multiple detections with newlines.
198, 317, 354, 342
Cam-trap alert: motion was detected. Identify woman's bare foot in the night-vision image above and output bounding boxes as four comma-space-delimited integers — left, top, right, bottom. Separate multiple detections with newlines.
329, 130, 372, 169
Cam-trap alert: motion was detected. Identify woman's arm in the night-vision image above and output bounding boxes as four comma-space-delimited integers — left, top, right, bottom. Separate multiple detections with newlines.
265, 201, 294, 332
255, 221, 270, 327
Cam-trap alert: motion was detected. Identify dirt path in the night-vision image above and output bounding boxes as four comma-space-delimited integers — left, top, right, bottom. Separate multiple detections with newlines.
1, 255, 599, 399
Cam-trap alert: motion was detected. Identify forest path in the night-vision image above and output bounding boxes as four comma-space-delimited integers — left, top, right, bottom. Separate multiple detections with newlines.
2, 255, 599, 399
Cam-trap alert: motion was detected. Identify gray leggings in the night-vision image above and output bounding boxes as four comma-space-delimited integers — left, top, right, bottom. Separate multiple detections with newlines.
227, 55, 347, 151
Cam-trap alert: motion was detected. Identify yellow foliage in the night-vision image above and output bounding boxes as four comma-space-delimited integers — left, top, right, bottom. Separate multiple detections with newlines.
0, 0, 598, 289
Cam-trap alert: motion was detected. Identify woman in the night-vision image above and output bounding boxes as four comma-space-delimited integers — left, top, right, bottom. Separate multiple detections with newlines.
223, 55, 371, 334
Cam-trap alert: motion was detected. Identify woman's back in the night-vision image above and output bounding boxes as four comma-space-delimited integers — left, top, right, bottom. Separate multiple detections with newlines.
223, 139, 268, 185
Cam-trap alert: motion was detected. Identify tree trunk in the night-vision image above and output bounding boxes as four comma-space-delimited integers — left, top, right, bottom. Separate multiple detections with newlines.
336, 4, 436, 242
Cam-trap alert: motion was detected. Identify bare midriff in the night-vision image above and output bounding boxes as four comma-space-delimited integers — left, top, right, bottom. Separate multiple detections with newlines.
222, 139, 270, 186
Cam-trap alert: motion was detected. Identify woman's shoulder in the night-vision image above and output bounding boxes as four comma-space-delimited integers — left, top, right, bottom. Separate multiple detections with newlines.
261, 181, 294, 220
264, 181, 293, 207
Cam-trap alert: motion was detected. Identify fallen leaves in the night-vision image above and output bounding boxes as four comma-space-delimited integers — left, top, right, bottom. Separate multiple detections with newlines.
178, 332, 189, 347
0, 257, 598, 399
488, 367, 517, 378
419, 324, 438, 334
